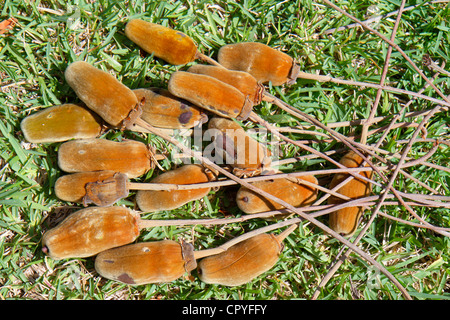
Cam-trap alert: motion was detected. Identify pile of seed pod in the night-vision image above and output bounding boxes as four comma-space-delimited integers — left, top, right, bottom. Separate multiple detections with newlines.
20, 20, 373, 287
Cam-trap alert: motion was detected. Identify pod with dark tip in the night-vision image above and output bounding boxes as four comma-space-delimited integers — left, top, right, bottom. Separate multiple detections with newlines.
187, 64, 264, 106
57, 139, 154, 179
236, 176, 318, 214
95, 240, 196, 285
125, 19, 219, 66
218, 42, 300, 86
168, 71, 253, 120
328, 151, 373, 237
41, 206, 140, 260
136, 164, 216, 213
207, 117, 272, 177
55, 171, 129, 207
133, 88, 207, 129
65, 61, 141, 128
20, 104, 103, 143
197, 226, 295, 286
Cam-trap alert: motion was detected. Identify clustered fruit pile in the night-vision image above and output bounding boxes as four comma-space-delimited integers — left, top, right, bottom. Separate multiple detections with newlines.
20, 19, 372, 286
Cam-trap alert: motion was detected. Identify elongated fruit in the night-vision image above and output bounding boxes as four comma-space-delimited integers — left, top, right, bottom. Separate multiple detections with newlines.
168, 71, 253, 120
65, 61, 140, 128
136, 164, 215, 212
328, 151, 373, 236
125, 19, 197, 66
187, 64, 264, 105
218, 42, 300, 86
207, 117, 272, 177
41, 206, 140, 260
133, 88, 207, 129
236, 176, 318, 214
57, 138, 154, 179
197, 230, 291, 286
95, 240, 196, 285
20, 104, 102, 143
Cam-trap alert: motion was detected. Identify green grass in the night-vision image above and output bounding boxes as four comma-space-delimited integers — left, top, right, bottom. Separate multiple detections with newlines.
1, 0, 449, 300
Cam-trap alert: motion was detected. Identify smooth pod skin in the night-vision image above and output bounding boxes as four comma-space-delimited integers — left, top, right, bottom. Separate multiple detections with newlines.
197, 233, 284, 286
218, 42, 300, 86
55, 171, 129, 206
133, 88, 207, 129
168, 71, 253, 120
208, 117, 272, 177
328, 151, 373, 237
57, 138, 153, 179
236, 176, 318, 214
65, 61, 140, 127
95, 240, 194, 285
125, 19, 197, 66
136, 164, 215, 212
41, 206, 139, 260
187, 64, 264, 105
20, 104, 102, 143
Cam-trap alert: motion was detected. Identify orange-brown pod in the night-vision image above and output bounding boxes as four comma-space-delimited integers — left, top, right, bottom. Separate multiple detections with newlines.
57, 138, 154, 179
217, 42, 300, 86
55, 171, 129, 207
197, 227, 295, 286
95, 240, 195, 285
236, 176, 318, 214
136, 164, 216, 213
125, 19, 198, 66
207, 117, 272, 177
20, 104, 102, 143
168, 71, 253, 120
133, 88, 207, 129
65, 61, 140, 128
328, 151, 373, 237
187, 64, 264, 105
41, 206, 140, 260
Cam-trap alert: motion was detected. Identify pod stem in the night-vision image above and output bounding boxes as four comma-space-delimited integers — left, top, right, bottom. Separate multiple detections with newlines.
194, 51, 224, 68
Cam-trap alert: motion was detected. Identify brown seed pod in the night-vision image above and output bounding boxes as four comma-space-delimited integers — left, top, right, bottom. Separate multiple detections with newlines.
55, 171, 129, 207
57, 138, 154, 179
133, 88, 207, 129
125, 19, 219, 66
207, 117, 272, 177
41, 206, 140, 260
328, 151, 373, 237
20, 104, 103, 143
95, 240, 196, 285
187, 64, 264, 106
136, 164, 216, 213
197, 226, 295, 286
167, 71, 253, 120
236, 176, 318, 214
217, 42, 300, 86
65, 61, 141, 128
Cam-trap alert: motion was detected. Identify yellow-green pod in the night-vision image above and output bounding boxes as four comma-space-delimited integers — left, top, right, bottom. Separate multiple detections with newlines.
168, 71, 253, 120
208, 117, 272, 177
57, 138, 154, 179
125, 19, 197, 66
197, 232, 285, 286
218, 42, 300, 86
41, 206, 140, 260
328, 151, 373, 237
236, 175, 318, 214
95, 240, 195, 285
65, 61, 140, 128
20, 104, 102, 143
133, 88, 207, 129
136, 164, 215, 213
55, 171, 129, 207
187, 64, 264, 105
